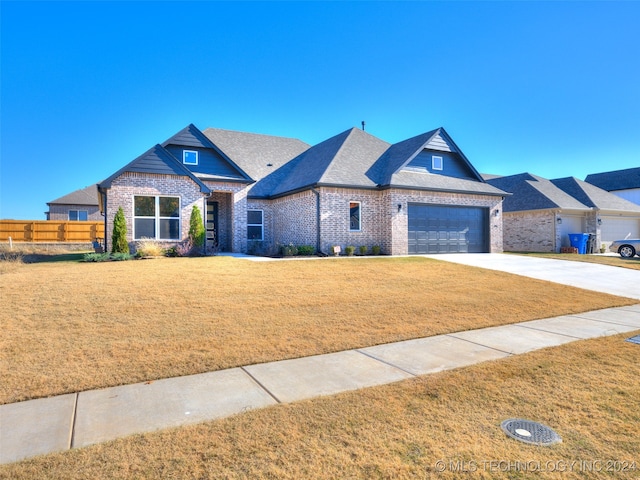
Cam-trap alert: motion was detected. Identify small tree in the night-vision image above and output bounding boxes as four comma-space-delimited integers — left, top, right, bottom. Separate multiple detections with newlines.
111, 207, 129, 254
188, 205, 205, 252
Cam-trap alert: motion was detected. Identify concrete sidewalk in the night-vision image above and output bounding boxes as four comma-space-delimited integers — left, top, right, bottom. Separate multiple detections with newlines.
2, 304, 639, 465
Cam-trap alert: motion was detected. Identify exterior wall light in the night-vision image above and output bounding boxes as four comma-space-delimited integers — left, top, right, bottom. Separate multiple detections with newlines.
597, 218, 602, 226
494, 209, 500, 217
398, 204, 402, 212
557, 217, 562, 225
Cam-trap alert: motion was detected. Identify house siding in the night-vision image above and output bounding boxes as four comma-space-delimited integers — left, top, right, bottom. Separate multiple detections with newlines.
47, 205, 102, 221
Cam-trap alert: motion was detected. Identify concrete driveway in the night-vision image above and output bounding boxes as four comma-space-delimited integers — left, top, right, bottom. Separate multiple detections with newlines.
424, 253, 640, 300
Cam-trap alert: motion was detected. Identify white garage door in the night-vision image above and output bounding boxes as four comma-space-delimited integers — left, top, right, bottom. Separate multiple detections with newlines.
601, 216, 640, 242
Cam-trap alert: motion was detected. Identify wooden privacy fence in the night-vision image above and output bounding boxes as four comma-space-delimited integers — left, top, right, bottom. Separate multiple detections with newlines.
0, 220, 104, 243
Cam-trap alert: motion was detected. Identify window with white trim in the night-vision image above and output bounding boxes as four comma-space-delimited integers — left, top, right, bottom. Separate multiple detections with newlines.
349, 201, 361, 231
133, 196, 180, 240
68, 210, 88, 221
247, 209, 264, 240
183, 150, 198, 165
432, 155, 443, 171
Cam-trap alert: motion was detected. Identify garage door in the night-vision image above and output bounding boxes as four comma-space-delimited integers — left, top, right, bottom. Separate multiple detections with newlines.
600, 216, 640, 243
408, 204, 489, 254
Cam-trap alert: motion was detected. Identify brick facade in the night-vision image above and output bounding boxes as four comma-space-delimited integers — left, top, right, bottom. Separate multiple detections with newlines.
105, 174, 504, 255
502, 211, 555, 252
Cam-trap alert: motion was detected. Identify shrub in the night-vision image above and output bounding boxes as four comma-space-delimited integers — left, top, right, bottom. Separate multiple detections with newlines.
135, 239, 165, 257
188, 205, 205, 252
83, 252, 111, 262
111, 252, 132, 261
297, 245, 315, 256
345, 245, 356, 256
281, 243, 298, 257
111, 207, 129, 254
358, 245, 368, 256
372, 245, 381, 255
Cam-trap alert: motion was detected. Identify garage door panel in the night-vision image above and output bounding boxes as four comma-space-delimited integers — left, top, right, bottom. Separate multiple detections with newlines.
601, 217, 639, 242
408, 204, 488, 254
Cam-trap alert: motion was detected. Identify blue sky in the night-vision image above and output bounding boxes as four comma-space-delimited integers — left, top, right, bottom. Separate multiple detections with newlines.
1, 1, 638, 219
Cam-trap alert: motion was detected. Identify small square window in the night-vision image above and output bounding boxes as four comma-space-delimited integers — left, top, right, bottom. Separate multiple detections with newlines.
183, 150, 198, 165
432, 156, 443, 171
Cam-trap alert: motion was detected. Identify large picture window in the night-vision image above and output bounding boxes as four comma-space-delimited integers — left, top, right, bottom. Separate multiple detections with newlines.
134, 196, 180, 240
247, 209, 263, 240
349, 202, 361, 231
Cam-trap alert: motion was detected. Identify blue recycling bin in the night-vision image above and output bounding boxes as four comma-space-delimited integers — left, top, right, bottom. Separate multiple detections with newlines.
568, 233, 589, 254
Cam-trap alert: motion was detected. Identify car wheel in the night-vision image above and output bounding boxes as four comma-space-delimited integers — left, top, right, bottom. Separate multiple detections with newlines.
618, 245, 636, 258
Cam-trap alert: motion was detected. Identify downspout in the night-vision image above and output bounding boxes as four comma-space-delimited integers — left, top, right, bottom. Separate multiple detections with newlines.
311, 188, 325, 256
98, 187, 108, 252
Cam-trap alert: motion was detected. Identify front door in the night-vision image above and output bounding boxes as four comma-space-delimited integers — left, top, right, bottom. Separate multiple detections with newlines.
206, 200, 219, 251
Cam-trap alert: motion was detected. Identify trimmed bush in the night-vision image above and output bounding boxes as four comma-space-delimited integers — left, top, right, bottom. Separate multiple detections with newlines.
372, 245, 381, 255
358, 245, 368, 256
297, 245, 315, 256
111, 207, 129, 254
345, 245, 356, 256
83, 252, 111, 262
110, 252, 132, 261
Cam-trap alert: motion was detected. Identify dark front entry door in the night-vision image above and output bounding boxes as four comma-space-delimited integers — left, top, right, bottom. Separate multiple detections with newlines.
206, 200, 219, 249
408, 204, 489, 254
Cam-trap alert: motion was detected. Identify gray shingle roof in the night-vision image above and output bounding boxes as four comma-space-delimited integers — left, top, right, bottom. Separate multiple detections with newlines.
585, 167, 640, 191
202, 128, 310, 182
552, 177, 640, 212
48, 184, 99, 206
486, 173, 588, 212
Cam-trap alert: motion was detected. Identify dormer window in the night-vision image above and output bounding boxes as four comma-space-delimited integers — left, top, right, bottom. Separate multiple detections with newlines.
432, 155, 443, 171
183, 150, 198, 165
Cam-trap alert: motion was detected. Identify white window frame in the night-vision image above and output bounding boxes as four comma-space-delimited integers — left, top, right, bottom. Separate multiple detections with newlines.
183, 150, 198, 165
247, 209, 264, 241
432, 155, 443, 171
68, 210, 88, 221
133, 195, 181, 241
349, 201, 361, 231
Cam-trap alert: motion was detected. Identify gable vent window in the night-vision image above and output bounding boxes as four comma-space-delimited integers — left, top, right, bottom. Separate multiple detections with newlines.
432, 156, 443, 171
183, 150, 198, 165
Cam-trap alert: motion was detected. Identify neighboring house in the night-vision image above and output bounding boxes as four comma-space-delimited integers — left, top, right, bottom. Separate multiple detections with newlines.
46, 184, 101, 221
98, 124, 507, 255
485, 173, 640, 252
585, 167, 640, 206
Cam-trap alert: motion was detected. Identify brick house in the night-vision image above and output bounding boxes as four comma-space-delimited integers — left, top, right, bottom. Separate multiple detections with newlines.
98, 124, 506, 255
485, 173, 640, 252
46, 185, 101, 221
585, 167, 640, 206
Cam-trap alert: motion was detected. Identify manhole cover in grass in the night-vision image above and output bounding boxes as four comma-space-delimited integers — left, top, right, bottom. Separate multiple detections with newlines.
501, 419, 561, 445
626, 335, 640, 345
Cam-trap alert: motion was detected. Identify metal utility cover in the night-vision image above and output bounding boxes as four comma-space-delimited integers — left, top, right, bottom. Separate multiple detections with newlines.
501, 419, 562, 446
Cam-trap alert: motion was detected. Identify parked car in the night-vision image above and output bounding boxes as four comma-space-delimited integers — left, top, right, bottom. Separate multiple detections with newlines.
609, 239, 640, 258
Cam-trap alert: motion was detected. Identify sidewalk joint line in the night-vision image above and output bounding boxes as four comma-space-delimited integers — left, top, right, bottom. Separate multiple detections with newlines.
568, 313, 640, 328
444, 334, 515, 355
240, 367, 282, 404
514, 324, 583, 339
355, 349, 417, 377
69, 392, 79, 450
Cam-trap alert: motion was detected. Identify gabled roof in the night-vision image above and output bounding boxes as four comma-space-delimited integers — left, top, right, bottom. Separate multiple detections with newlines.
486, 173, 588, 212
584, 167, 640, 191
163, 124, 253, 182
48, 184, 98, 206
551, 177, 640, 212
260, 128, 390, 198
98, 144, 210, 194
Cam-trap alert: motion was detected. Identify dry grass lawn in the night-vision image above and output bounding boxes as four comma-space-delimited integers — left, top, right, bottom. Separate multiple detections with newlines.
2, 333, 638, 479
1, 256, 636, 405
